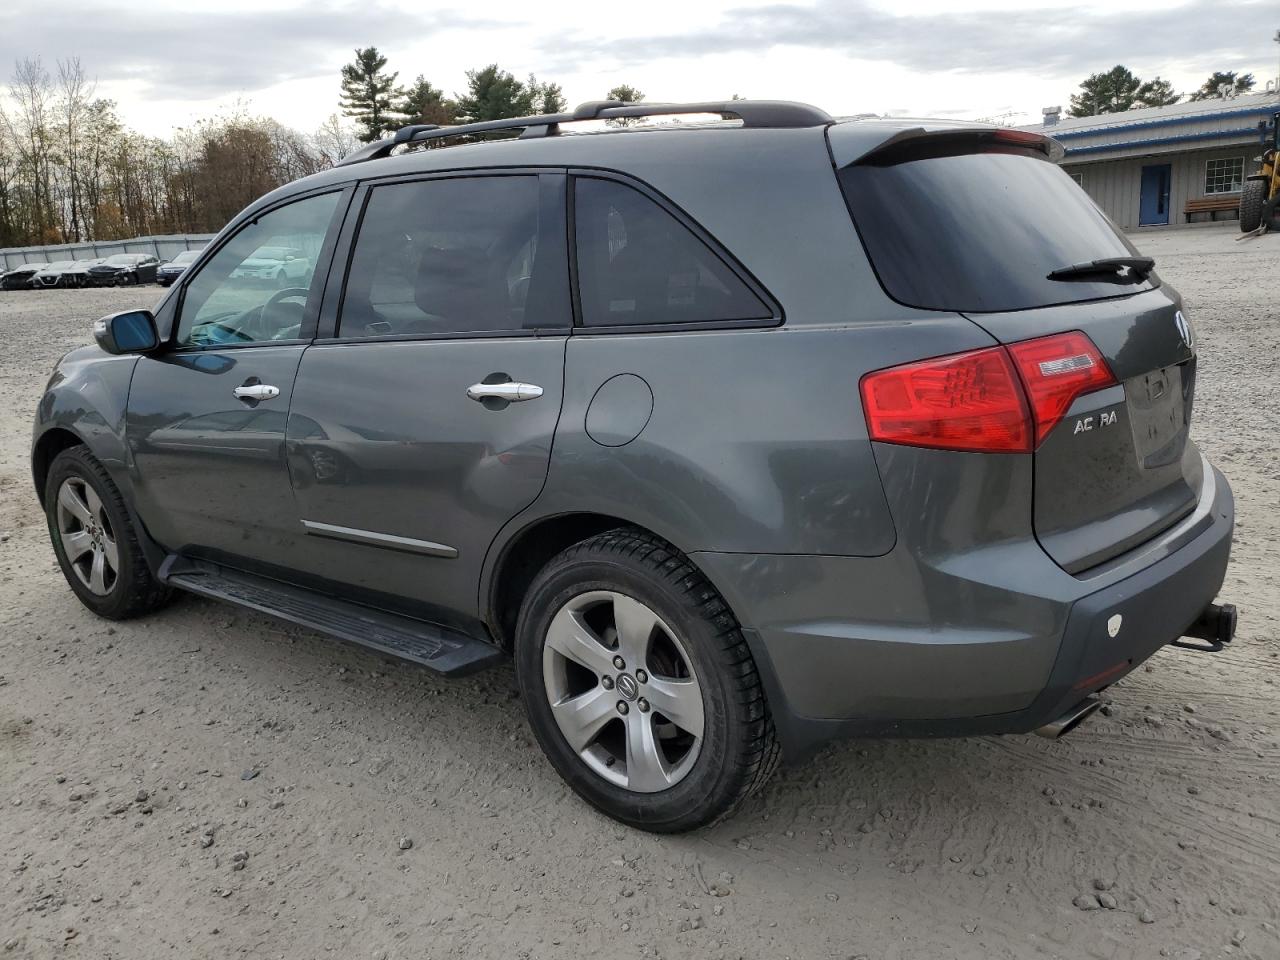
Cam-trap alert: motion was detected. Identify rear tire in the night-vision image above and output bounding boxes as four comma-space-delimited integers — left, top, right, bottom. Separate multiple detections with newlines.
515, 528, 779, 832
1239, 178, 1267, 232
45, 446, 171, 620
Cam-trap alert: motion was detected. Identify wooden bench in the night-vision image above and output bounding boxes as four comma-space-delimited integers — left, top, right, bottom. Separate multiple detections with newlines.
1184, 196, 1239, 223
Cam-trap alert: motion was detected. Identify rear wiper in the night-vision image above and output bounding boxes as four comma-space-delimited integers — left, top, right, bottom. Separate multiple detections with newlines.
1046, 256, 1155, 281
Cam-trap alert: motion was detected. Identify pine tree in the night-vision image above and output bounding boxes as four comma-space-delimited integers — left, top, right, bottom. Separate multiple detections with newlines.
1189, 71, 1256, 101
399, 75, 455, 127
529, 76, 567, 115
1068, 66, 1142, 117
454, 65, 533, 123
1136, 77, 1180, 108
605, 84, 645, 127
339, 47, 404, 143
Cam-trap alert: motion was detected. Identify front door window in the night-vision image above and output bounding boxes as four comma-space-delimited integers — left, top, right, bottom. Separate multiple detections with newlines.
176, 192, 340, 347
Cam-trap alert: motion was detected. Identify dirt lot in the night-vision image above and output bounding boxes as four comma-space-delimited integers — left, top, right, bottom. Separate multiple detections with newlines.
1, 229, 1278, 960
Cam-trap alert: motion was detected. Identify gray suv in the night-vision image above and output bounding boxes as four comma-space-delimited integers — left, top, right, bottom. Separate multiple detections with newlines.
32, 101, 1237, 831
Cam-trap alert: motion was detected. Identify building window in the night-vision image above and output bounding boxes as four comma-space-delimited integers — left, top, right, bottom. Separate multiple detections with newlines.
1068, 172, 1084, 188
1204, 157, 1245, 195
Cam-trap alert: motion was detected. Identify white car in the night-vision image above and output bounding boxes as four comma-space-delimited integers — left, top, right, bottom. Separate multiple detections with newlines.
229, 246, 312, 286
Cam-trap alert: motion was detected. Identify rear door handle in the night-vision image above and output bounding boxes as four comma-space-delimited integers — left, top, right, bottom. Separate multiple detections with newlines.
466, 382, 543, 403
234, 383, 280, 402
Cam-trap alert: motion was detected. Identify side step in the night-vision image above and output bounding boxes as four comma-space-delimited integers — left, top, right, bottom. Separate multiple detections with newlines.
158, 557, 501, 677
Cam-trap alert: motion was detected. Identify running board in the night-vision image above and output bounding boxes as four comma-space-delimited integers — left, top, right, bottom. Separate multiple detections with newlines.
158, 557, 501, 676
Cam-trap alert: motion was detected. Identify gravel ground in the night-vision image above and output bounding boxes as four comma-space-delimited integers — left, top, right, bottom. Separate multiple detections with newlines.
1, 228, 1278, 960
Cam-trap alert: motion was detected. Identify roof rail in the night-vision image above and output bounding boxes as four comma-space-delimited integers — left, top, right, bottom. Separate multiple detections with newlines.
337, 99, 832, 166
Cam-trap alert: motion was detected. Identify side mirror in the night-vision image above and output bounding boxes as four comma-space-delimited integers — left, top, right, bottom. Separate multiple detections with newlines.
93, 310, 159, 355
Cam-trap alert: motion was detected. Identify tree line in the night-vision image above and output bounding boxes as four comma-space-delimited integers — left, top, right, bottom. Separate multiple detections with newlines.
0, 57, 355, 249
7, 43, 1258, 249
1066, 67, 1260, 117
0, 50, 641, 250
338, 47, 645, 143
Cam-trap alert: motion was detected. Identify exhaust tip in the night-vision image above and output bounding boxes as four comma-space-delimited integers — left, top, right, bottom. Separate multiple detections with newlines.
1034, 697, 1101, 739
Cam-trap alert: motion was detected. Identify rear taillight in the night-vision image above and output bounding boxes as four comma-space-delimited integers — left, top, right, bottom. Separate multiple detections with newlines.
1006, 331, 1116, 446
860, 346, 1032, 453
861, 331, 1115, 453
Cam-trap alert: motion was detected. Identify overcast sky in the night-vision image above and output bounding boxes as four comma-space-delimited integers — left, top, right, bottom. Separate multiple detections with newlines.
3, 0, 1277, 137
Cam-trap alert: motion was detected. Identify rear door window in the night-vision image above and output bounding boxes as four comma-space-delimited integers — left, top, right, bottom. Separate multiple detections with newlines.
338, 174, 570, 338
836, 145, 1158, 313
572, 177, 774, 328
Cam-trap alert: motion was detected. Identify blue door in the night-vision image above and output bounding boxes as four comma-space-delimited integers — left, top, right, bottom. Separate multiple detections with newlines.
1139, 164, 1172, 226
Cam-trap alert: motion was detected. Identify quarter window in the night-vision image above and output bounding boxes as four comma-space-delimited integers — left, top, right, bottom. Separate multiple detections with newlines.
338, 175, 569, 338
572, 177, 772, 327
1204, 157, 1244, 195
176, 192, 339, 347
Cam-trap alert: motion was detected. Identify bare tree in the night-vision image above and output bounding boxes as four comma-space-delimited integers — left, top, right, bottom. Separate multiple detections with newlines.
56, 58, 94, 240
313, 113, 360, 166
6, 58, 57, 242
0, 59, 326, 248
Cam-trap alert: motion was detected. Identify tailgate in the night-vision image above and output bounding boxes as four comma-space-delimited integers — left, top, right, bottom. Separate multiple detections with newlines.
832, 128, 1202, 574
965, 287, 1200, 572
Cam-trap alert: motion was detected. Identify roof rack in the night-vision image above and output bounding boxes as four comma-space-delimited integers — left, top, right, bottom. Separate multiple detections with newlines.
337, 99, 832, 166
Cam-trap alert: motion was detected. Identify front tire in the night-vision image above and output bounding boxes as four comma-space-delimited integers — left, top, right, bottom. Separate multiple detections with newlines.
1239, 178, 1267, 232
45, 446, 171, 620
515, 528, 778, 832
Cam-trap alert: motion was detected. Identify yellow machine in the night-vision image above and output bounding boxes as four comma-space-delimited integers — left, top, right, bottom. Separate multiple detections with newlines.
1240, 110, 1280, 233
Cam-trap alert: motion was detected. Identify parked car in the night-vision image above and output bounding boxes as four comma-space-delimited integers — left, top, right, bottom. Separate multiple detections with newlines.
62, 258, 107, 288
227, 245, 312, 286
31, 260, 84, 289
33, 100, 1237, 833
86, 253, 161, 286
1, 262, 44, 290
155, 249, 202, 287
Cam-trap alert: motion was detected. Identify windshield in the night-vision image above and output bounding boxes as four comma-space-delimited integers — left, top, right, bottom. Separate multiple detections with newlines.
836, 147, 1157, 313
45, 261, 76, 270
171, 250, 200, 265
104, 254, 139, 265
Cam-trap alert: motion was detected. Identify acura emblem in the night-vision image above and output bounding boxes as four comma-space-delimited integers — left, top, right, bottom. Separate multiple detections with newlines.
1174, 310, 1193, 349
615, 674, 639, 701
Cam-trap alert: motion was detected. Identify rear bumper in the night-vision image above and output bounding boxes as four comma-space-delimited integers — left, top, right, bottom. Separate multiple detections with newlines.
693, 461, 1234, 761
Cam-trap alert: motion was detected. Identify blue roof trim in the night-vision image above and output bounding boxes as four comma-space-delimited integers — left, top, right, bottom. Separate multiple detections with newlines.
1050, 103, 1274, 139
1064, 126, 1261, 157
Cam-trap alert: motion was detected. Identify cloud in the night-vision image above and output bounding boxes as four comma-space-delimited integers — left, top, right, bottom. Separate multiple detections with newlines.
0, 2, 502, 100
540, 0, 1270, 80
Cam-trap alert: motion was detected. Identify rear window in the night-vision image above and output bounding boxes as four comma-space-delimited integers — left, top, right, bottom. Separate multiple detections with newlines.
837, 148, 1157, 313
573, 177, 773, 327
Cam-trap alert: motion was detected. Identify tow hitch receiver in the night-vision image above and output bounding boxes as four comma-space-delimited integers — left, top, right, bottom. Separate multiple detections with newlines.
1172, 602, 1238, 653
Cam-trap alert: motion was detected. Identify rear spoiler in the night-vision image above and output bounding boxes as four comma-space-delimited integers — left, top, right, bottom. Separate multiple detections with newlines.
828, 122, 1064, 167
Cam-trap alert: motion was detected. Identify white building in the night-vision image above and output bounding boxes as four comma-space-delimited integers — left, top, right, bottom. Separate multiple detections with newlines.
1023, 91, 1280, 229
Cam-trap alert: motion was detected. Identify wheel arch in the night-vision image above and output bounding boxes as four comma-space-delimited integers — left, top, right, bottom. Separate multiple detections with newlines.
483, 511, 731, 652
32, 426, 88, 507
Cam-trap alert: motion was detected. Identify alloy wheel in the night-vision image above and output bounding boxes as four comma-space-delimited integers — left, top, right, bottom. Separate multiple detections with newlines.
542, 590, 705, 793
55, 477, 118, 596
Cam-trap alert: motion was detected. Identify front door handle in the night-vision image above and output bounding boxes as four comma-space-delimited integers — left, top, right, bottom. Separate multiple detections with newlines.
234, 383, 280, 402
466, 382, 543, 403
